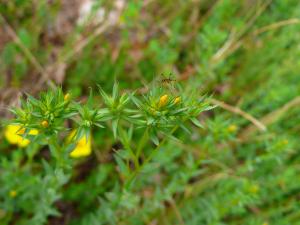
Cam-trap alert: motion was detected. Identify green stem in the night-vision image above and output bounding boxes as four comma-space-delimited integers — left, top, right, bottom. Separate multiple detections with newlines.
118, 126, 139, 169
49, 136, 64, 169
145, 125, 178, 164
135, 127, 149, 168
125, 125, 179, 189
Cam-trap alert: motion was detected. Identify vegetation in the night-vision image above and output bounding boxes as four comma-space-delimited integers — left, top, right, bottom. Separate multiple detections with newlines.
0, 0, 300, 224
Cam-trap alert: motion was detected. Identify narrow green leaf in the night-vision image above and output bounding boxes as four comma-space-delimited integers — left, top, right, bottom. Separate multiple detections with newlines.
112, 119, 119, 139
190, 117, 204, 128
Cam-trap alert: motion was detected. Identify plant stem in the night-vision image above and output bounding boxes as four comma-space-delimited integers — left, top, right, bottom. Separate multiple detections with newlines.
125, 125, 179, 189
49, 136, 64, 169
135, 127, 149, 168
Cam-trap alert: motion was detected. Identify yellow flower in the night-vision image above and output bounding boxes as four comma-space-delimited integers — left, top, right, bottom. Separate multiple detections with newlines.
4, 125, 38, 148
174, 96, 181, 104
68, 130, 92, 158
41, 120, 49, 128
9, 190, 17, 198
158, 94, 168, 107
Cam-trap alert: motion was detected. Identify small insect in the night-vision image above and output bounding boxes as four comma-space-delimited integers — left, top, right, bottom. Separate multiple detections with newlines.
159, 74, 177, 85
155, 73, 178, 95
161, 77, 176, 84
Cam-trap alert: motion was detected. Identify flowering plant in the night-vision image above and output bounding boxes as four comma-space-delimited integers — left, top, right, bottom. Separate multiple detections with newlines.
7, 84, 211, 161
1, 83, 212, 224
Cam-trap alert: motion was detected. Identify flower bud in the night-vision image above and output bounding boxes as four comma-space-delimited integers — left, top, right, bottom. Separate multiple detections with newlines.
64, 93, 71, 101
158, 95, 168, 107
41, 120, 49, 128
174, 96, 181, 104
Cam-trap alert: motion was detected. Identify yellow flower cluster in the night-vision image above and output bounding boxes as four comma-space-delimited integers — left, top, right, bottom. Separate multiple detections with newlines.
4, 125, 92, 158
158, 95, 181, 108
4, 125, 38, 148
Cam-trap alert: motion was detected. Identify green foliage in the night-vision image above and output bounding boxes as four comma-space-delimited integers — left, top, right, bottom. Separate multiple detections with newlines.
1, 0, 300, 224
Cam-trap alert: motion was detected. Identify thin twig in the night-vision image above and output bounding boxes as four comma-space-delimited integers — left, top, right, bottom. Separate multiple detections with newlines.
168, 199, 185, 225
35, 20, 115, 88
59, 20, 113, 64
211, 0, 272, 63
0, 13, 56, 89
252, 18, 300, 36
210, 98, 267, 132
239, 96, 300, 139
181, 0, 221, 45
36, 3, 125, 87
222, 18, 300, 60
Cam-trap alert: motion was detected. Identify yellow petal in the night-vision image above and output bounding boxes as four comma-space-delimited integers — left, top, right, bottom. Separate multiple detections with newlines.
18, 138, 31, 148
70, 144, 92, 158
29, 128, 39, 135
4, 125, 21, 145
4, 125, 38, 148
68, 130, 92, 158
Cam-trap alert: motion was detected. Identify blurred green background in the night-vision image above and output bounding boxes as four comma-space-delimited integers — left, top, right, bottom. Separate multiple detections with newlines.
1, 0, 300, 224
